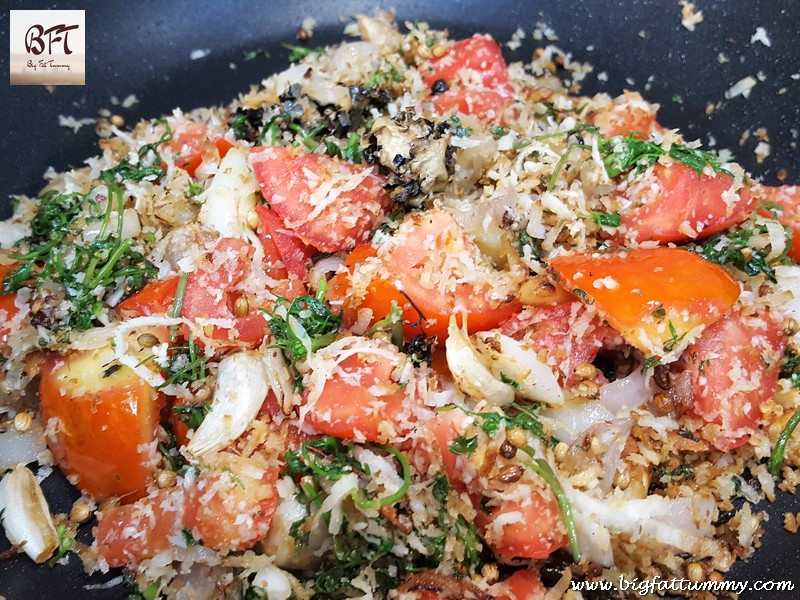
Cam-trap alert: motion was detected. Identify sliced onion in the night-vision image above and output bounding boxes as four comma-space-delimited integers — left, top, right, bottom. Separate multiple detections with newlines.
252, 565, 294, 600
598, 369, 655, 414
445, 315, 514, 405
199, 147, 257, 238
474, 331, 564, 406
308, 255, 345, 291
543, 400, 614, 444
0, 421, 49, 471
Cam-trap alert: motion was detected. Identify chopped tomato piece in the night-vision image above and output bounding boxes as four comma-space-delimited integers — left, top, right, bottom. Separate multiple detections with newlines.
254, 204, 314, 280
0, 262, 20, 348
250, 146, 391, 252
167, 123, 233, 178
95, 489, 182, 567
590, 92, 663, 139
619, 163, 755, 243
476, 491, 567, 559
304, 341, 414, 443
423, 409, 470, 491
683, 310, 787, 451
759, 185, 800, 262
97, 456, 280, 564
499, 302, 620, 387
40, 347, 163, 502
490, 570, 546, 600
116, 275, 179, 317
184, 459, 280, 552
432, 89, 509, 121
422, 34, 511, 92
340, 210, 521, 341
182, 237, 269, 346
550, 248, 740, 357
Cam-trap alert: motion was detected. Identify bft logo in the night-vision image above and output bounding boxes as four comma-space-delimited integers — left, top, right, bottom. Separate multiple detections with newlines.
9, 10, 85, 85
25, 23, 80, 56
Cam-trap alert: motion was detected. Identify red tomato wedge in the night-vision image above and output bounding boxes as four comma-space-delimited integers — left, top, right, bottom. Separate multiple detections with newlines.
117, 275, 179, 317
339, 210, 521, 341
476, 491, 567, 559
167, 123, 233, 178
0, 262, 20, 348
490, 570, 546, 600
423, 409, 470, 491
432, 89, 509, 121
499, 302, 620, 387
95, 488, 182, 566
590, 92, 663, 139
619, 163, 755, 244
40, 348, 163, 502
96, 457, 279, 564
549, 248, 740, 357
304, 340, 414, 443
184, 460, 280, 552
254, 204, 315, 280
422, 34, 511, 92
759, 184, 800, 262
683, 310, 786, 452
182, 237, 269, 346
249, 146, 391, 252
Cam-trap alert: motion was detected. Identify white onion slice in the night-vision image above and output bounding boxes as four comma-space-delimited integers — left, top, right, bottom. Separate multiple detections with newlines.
598, 369, 655, 414
198, 147, 257, 238
474, 331, 564, 406
445, 315, 514, 405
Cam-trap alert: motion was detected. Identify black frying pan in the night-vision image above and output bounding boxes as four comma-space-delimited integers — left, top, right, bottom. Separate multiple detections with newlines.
1, 1, 799, 598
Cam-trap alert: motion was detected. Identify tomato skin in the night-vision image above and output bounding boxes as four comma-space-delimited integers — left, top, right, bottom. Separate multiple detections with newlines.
184, 461, 280, 553
339, 211, 521, 342
759, 185, 800, 262
95, 489, 182, 567
305, 347, 412, 443
499, 302, 619, 387
683, 310, 787, 451
422, 34, 511, 91
254, 204, 314, 280
116, 275, 179, 317
250, 146, 391, 253
0, 262, 20, 348
40, 349, 163, 502
549, 248, 740, 356
423, 409, 470, 492
490, 570, 546, 600
167, 123, 232, 178
620, 163, 755, 244
432, 89, 509, 121
182, 237, 269, 346
476, 492, 567, 559
590, 93, 662, 139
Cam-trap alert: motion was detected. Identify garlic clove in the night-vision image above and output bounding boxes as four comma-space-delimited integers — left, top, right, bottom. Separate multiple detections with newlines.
0, 464, 59, 563
186, 350, 270, 456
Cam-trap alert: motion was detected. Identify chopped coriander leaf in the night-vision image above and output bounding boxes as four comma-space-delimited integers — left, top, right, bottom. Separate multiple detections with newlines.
780, 348, 800, 388
158, 334, 208, 389
448, 435, 478, 456
662, 321, 687, 353
672, 94, 684, 104
188, 181, 203, 196
283, 42, 324, 62
491, 125, 509, 137
769, 407, 800, 476
181, 528, 199, 546
343, 132, 363, 163
653, 464, 695, 479
172, 402, 211, 430
651, 306, 666, 318
53, 523, 75, 561
500, 373, 522, 391
696, 221, 792, 283
587, 211, 621, 227
517, 228, 541, 261
263, 286, 342, 391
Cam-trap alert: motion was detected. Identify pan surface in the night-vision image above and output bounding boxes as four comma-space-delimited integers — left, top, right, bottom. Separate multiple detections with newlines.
1, 1, 799, 598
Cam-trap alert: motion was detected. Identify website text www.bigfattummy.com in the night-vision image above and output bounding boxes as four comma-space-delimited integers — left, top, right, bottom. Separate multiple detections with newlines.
570, 575, 795, 596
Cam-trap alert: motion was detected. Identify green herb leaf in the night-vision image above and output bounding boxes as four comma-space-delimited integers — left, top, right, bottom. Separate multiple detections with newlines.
588, 211, 621, 227
769, 407, 800, 477
283, 43, 324, 62
448, 435, 478, 456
